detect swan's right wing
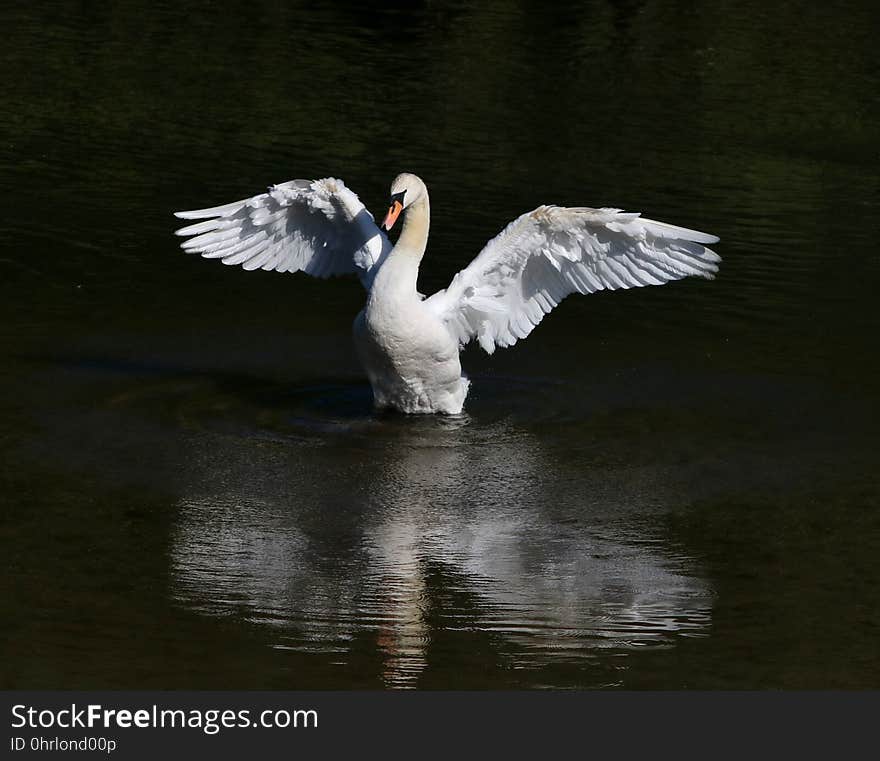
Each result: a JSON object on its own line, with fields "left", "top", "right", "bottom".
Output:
{"left": 174, "top": 177, "right": 391, "bottom": 289}
{"left": 425, "top": 205, "right": 720, "bottom": 353}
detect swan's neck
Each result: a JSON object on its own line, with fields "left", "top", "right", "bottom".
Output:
{"left": 373, "top": 192, "right": 429, "bottom": 301}
{"left": 396, "top": 193, "right": 430, "bottom": 262}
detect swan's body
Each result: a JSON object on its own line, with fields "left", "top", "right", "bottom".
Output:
{"left": 175, "top": 173, "right": 720, "bottom": 414}
{"left": 352, "top": 178, "right": 468, "bottom": 413}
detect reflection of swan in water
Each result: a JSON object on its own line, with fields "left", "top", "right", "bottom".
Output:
{"left": 170, "top": 413, "right": 712, "bottom": 687}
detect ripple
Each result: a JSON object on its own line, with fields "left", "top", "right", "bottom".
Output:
{"left": 90, "top": 363, "right": 578, "bottom": 446}
{"left": 168, "top": 418, "right": 714, "bottom": 687}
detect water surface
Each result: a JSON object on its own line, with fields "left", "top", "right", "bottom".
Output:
{"left": 1, "top": 1, "right": 878, "bottom": 688}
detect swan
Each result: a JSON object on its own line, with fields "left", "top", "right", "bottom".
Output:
{"left": 174, "top": 173, "right": 720, "bottom": 414}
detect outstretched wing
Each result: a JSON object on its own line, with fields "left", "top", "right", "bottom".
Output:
{"left": 425, "top": 205, "right": 720, "bottom": 354}
{"left": 174, "top": 177, "right": 391, "bottom": 289}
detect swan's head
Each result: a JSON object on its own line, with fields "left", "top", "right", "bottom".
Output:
{"left": 381, "top": 173, "right": 425, "bottom": 231}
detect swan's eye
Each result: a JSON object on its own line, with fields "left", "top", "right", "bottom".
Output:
{"left": 390, "top": 190, "right": 406, "bottom": 206}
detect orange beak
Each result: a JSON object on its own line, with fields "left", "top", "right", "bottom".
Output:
{"left": 381, "top": 200, "right": 403, "bottom": 231}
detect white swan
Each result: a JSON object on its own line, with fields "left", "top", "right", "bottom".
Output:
{"left": 175, "top": 173, "right": 720, "bottom": 414}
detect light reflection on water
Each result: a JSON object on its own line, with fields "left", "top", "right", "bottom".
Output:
{"left": 169, "top": 407, "right": 711, "bottom": 688}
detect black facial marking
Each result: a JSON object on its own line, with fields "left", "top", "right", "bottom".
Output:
{"left": 390, "top": 190, "right": 406, "bottom": 204}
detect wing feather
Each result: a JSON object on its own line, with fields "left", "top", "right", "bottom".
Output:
{"left": 174, "top": 177, "right": 391, "bottom": 289}
{"left": 425, "top": 205, "right": 720, "bottom": 354}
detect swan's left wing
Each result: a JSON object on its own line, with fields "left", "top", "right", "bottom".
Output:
{"left": 425, "top": 205, "right": 720, "bottom": 354}
{"left": 174, "top": 177, "right": 390, "bottom": 289}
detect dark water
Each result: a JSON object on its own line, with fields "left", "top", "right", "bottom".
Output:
{"left": 2, "top": 1, "right": 879, "bottom": 689}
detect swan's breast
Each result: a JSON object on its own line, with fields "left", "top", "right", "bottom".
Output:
{"left": 361, "top": 298, "right": 455, "bottom": 363}
{"left": 353, "top": 303, "right": 466, "bottom": 414}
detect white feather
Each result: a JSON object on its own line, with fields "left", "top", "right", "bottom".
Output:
{"left": 174, "top": 177, "right": 392, "bottom": 289}
{"left": 425, "top": 205, "right": 720, "bottom": 354}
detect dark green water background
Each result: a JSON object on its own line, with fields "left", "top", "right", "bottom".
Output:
{"left": 1, "top": 1, "right": 878, "bottom": 688}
